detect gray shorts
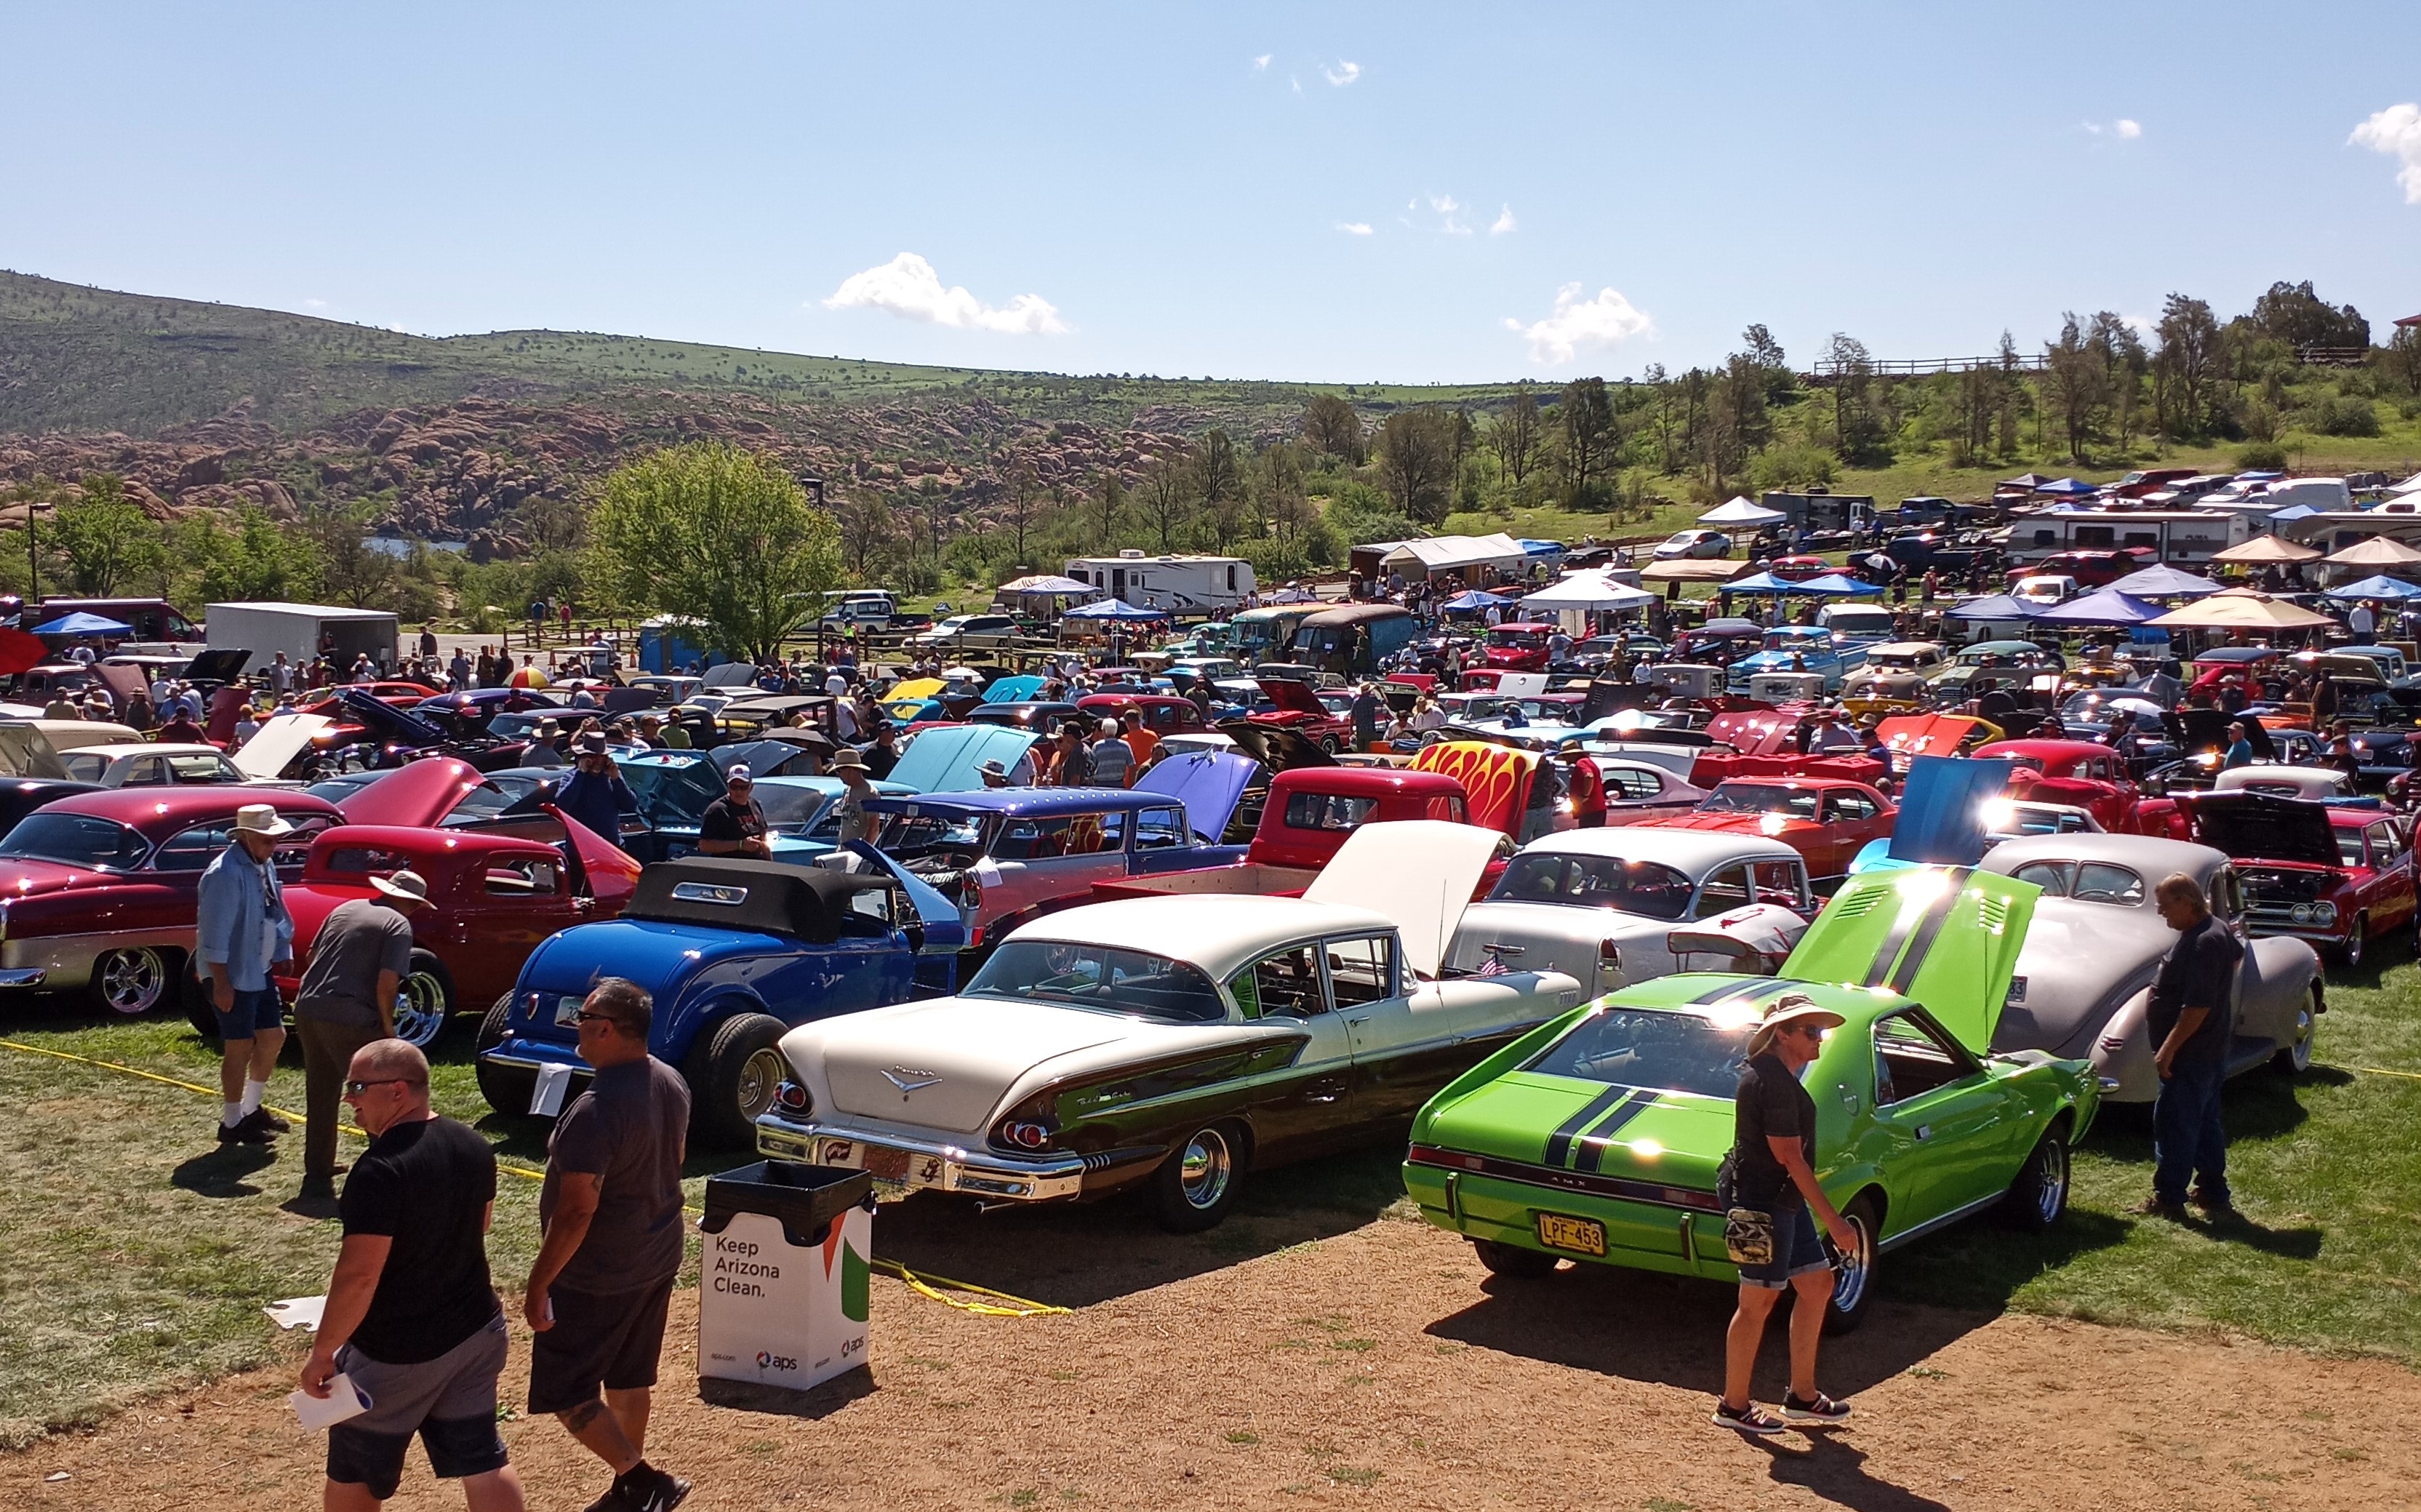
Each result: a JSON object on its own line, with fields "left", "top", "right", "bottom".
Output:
{"left": 327, "top": 1310, "right": 510, "bottom": 1498}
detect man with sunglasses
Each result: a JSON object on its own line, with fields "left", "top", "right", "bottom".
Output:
{"left": 1713, "top": 995, "right": 1858, "bottom": 1436}
{"left": 523, "top": 980, "right": 692, "bottom": 1512}
{"left": 300, "top": 1039, "right": 524, "bottom": 1511}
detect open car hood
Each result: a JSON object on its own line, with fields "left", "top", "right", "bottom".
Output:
{"left": 0, "top": 722, "right": 67, "bottom": 780}
{"left": 1884, "top": 754, "right": 2017, "bottom": 865}
{"left": 1780, "top": 866, "right": 2040, "bottom": 1055}
{"left": 181, "top": 648, "right": 252, "bottom": 684}
{"left": 232, "top": 713, "right": 333, "bottom": 781}
{"left": 1214, "top": 719, "right": 1332, "bottom": 772}
{"left": 1409, "top": 742, "right": 1539, "bottom": 836}
{"left": 2181, "top": 791, "right": 2340, "bottom": 866}
{"left": 837, "top": 839, "right": 968, "bottom": 953}
{"left": 551, "top": 804, "right": 644, "bottom": 905}
{"left": 333, "top": 687, "right": 449, "bottom": 747}
{"left": 335, "top": 758, "right": 492, "bottom": 828}
{"left": 887, "top": 724, "right": 1045, "bottom": 794}
{"left": 1303, "top": 819, "right": 1502, "bottom": 980}
{"left": 1132, "top": 748, "right": 1257, "bottom": 841}
{"left": 1876, "top": 712, "right": 1993, "bottom": 760}
{"left": 1255, "top": 677, "right": 1331, "bottom": 717}
{"left": 1705, "top": 711, "right": 1798, "bottom": 757}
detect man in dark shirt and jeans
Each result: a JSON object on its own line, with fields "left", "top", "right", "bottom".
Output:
{"left": 2141, "top": 872, "right": 2244, "bottom": 1219}
{"left": 1713, "top": 996, "right": 1859, "bottom": 1436}
{"left": 300, "top": 1039, "right": 523, "bottom": 1511}
{"left": 524, "top": 978, "right": 692, "bottom": 1512}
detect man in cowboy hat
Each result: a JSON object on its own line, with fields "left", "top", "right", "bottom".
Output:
{"left": 1713, "top": 993, "right": 1859, "bottom": 1436}
{"left": 548, "top": 732, "right": 638, "bottom": 850}
{"left": 195, "top": 804, "right": 299, "bottom": 1147}
{"left": 697, "top": 764, "right": 769, "bottom": 860}
{"left": 829, "top": 747, "right": 876, "bottom": 846}
{"left": 291, "top": 870, "right": 433, "bottom": 1202}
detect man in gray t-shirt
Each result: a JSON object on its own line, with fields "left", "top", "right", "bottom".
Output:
{"left": 294, "top": 876, "right": 427, "bottom": 1201}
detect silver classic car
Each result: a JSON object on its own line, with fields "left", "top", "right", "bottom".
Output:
{"left": 1977, "top": 833, "right": 2323, "bottom": 1103}
{"left": 1443, "top": 828, "right": 1811, "bottom": 996}
{"left": 753, "top": 822, "right": 1585, "bottom": 1231}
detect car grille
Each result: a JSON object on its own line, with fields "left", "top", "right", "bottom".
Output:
{"left": 2239, "top": 867, "right": 2332, "bottom": 929}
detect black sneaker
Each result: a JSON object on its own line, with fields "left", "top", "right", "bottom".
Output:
{"left": 1710, "top": 1400, "right": 1785, "bottom": 1436}
{"left": 297, "top": 1176, "right": 336, "bottom": 1201}
{"left": 625, "top": 1472, "right": 691, "bottom": 1512}
{"left": 2132, "top": 1195, "right": 2186, "bottom": 1221}
{"left": 1782, "top": 1391, "right": 1852, "bottom": 1425}
{"left": 244, "top": 1108, "right": 291, "bottom": 1135}
{"left": 217, "top": 1118, "right": 271, "bottom": 1145}
{"left": 578, "top": 1487, "right": 629, "bottom": 1512}
{"left": 2188, "top": 1188, "right": 2235, "bottom": 1215}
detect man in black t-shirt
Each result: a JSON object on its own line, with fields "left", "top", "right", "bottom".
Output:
{"left": 1713, "top": 996, "right": 1859, "bottom": 1437}
{"left": 2142, "top": 873, "right": 2245, "bottom": 1219}
{"left": 299, "top": 1039, "right": 522, "bottom": 1510}
{"left": 697, "top": 766, "right": 769, "bottom": 860}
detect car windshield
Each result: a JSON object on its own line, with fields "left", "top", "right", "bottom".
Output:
{"left": 1488, "top": 628, "right": 1547, "bottom": 647}
{"left": 1489, "top": 853, "right": 1697, "bottom": 920}
{"left": 1760, "top": 631, "right": 1824, "bottom": 651}
{"left": 962, "top": 940, "right": 1228, "bottom": 1023}
{"left": 1525, "top": 1006, "right": 1756, "bottom": 1099}
{"left": 1697, "top": 784, "right": 1817, "bottom": 819}
{"left": 619, "top": 760, "right": 723, "bottom": 820}
{"left": 2339, "top": 831, "right": 2368, "bottom": 868}
{"left": 0, "top": 813, "right": 150, "bottom": 871}
{"left": 754, "top": 785, "right": 836, "bottom": 831}
{"left": 870, "top": 808, "right": 996, "bottom": 857}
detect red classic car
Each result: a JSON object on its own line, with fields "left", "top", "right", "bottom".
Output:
{"left": 1246, "top": 677, "right": 1356, "bottom": 753}
{"left": 1646, "top": 777, "right": 1894, "bottom": 882}
{"left": 1073, "top": 692, "right": 1209, "bottom": 739}
{"left": 1482, "top": 623, "right": 1557, "bottom": 672}
{"left": 1769, "top": 555, "right": 1832, "bottom": 582}
{"left": 1974, "top": 738, "right": 2140, "bottom": 833}
{"left": 2181, "top": 791, "right": 2416, "bottom": 967}
{"left": 267, "top": 815, "right": 642, "bottom": 1048}
{"left": 0, "top": 788, "right": 344, "bottom": 1014}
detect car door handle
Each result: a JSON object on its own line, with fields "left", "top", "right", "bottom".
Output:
{"left": 1343, "top": 1015, "right": 1370, "bottom": 1026}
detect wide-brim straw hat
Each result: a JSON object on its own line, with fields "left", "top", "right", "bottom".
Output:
{"left": 370, "top": 869, "right": 431, "bottom": 905}
{"left": 1747, "top": 995, "right": 1846, "bottom": 1055}
{"left": 831, "top": 748, "right": 867, "bottom": 769}
{"left": 231, "top": 804, "right": 293, "bottom": 839}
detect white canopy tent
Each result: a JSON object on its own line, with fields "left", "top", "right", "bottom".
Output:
{"left": 1697, "top": 496, "right": 1787, "bottom": 528}
{"left": 1519, "top": 572, "right": 1657, "bottom": 612}
{"left": 1378, "top": 532, "right": 1529, "bottom": 578}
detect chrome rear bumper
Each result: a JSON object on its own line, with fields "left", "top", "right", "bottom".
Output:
{"left": 753, "top": 1113, "right": 1087, "bottom": 1201}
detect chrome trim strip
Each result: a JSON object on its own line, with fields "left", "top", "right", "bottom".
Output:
{"left": 1875, "top": 1188, "right": 2005, "bottom": 1254}
{"left": 753, "top": 1112, "right": 1087, "bottom": 1201}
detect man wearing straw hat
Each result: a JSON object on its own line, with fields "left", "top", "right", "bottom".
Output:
{"left": 1713, "top": 994, "right": 1858, "bottom": 1436}
{"left": 291, "top": 870, "right": 433, "bottom": 1203}
{"left": 195, "top": 804, "right": 298, "bottom": 1148}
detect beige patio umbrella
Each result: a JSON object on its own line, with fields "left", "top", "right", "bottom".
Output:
{"left": 2322, "top": 535, "right": 2421, "bottom": 568}
{"left": 2145, "top": 588, "right": 2335, "bottom": 631}
{"left": 2209, "top": 535, "right": 2321, "bottom": 566}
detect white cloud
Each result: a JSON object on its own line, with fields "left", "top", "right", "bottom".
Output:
{"left": 1290, "top": 76, "right": 1301, "bottom": 95}
{"left": 2351, "top": 103, "right": 2421, "bottom": 204}
{"left": 1489, "top": 204, "right": 1517, "bottom": 236}
{"left": 821, "top": 252, "right": 1068, "bottom": 335}
{"left": 1427, "top": 193, "right": 1471, "bottom": 235}
{"left": 1324, "top": 60, "right": 1361, "bottom": 87}
{"left": 1334, "top": 222, "right": 1373, "bottom": 236}
{"left": 1252, "top": 53, "right": 1270, "bottom": 71}
{"left": 2115, "top": 118, "right": 2142, "bottom": 138}
{"left": 1503, "top": 283, "right": 1655, "bottom": 365}
{"left": 303, "top": 297, "right": 327, "bottom": 308}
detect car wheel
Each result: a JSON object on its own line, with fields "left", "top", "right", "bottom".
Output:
{"left": 2001, "top": 1125, "right": 2070, "bottom": 1231}
{"left": 1317, "top": 735, "right": 1340, "bottom": 755}
{"left": 1150, "top": 1121, "right": 1244, "bottom": 1233}
{"left": 1820, "top": 1193, "right": 1881, "bottom": 1335}
{"left": 2339, "top": 916, "right": 2366, "bottom": 970}
{"left": 1472, "top": 1239, "right": 1561, "bottom": 1279}
{"left": 687, "top": 1011, "right": 790, "bottom": 1150}
{"left": 2271, "top": 985, "right": 2319, "bottom": 1076}
{"left": 92, "top": 947, "right": 174, "bottom": 1016}
{"left": 473, "top": 994, "right": 535, "bottom": 1116}
{"left": 394, "top": 951, "right": 457, "bottom": 1050}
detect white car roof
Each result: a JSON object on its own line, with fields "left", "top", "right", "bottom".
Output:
{"left": 1007, "top": 895, "right": 1398, "bottom": 984}
{"left": 1516, "top": 827, "right": 1800, "bottom": 874}
{"left": 2214, "top": 764, "right": 2347, "bottom": 794}
{"left": 71, "top": 743, "right": 228, "bottom": 761}
{"left": 1979, "top": 832, "right": 2229, "bottom": 879}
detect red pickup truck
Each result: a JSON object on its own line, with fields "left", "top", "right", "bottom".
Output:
{"left": 1092, "top": 766, "right": 1480, "bottom": 902}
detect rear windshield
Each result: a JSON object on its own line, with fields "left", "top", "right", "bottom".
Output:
{"left": 1697, "top": 785, "right": 1817, "bottom": 820}
{"left": 963, "top": 940, "right": 1227, "bottom": 1023}
{"left": 1525, "top": 1007, "right": 1755, "bottom": 1100}
{"left": 1489, "top": 853, "right": 1697, "bottom": 920}
{"left": 0, "top": 814, "right": 150, "bottom": 871}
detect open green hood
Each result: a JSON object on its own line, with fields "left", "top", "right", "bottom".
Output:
{"left": 1780, "top": 867, "right": 2040, "bottom": 1054}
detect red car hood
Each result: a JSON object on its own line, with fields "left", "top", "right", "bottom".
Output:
{"left": 335, "top": 759, "right": 489, "bottom": 828}
{"left": 1255, "top": 679, "right": 1332, "bottom": 718}
{"left": 1656, "top": 809, "right": 1814, "bottom": 839}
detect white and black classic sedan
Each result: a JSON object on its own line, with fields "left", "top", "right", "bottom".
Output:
{"left": 754, "top": 823, "right": 1585, "bottom": 1230}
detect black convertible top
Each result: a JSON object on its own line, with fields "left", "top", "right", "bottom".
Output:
{"left": 625, "top": 856, "right": 888, "bottom": 943}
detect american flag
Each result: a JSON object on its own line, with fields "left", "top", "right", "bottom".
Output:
{"left": 1476, "top": 949, "right": 1510, "bottom": 977}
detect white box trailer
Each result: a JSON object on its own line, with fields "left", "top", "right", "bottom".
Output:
{"left": 205, "top": 602, "right": 401, "bottom": 674}
{"left": 1063, "top": 552, "right": 1254, "bottom": 615}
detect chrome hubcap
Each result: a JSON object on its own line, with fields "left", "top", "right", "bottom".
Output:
{"left": 2037, "top": 1143, "right": 2068, "bottom": 1223}
{"left": 1828, "top": 1214, "right": 1872, "bottom": 1313}
{"left": 100, "top": 950, "right": 165, "bottom": 1015}
{"left": 2292, "top": 999, "right": 2316, "bottom": 1071}
{"left": 395, "top": 974, "right": 448, "bottom": 1047}
{"left": 2347, "top": 921, "right": 2364, "bottom": 967}
{"left": 737, "top": 1047, "right": 786, "bottom": 1119}
{"left": 1179, "top": 1128, "right": 1233, "bottom": 1210}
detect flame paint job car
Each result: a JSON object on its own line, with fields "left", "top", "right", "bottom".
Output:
{"left": 1404, "top": 867, "right": 2096, "bottom": 1332}
{"left": 753, "top": 823, "right": 1585, "bottom": 1232}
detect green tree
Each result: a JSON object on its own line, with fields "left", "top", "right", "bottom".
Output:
{"left": 1491, "top": 383, "right": 1542, "bottom": 487}
{"left": 2153, "top": 294, "right": 2222, "bottom": 440}
{"left": 184, "top": 507, "right": 323, "bottom": 603}
{"left": 591, "top": 442, "right": 840, "bottom": 661}
{"left": 49, "top": 474, "right": 166, "bottom": 596}
{"left": 1558, "top": 377, "right": 1615, "bottom": 503}
{"left": 1139, "top": 447, "right": 1195, "bottom": 552}
{"left": 2246, "top": 280, "right": 2369, "bottom": 352}
{"left": 1302, "top": 394, "right": 1366, "bottom": 463}
{"left": 1374, "top": 408, "right": 1460, "bottom": 524}
{"left": 300, "top": 500, "right": 398, "bottom": 608}
{"left": 1194, "top": 428, "right": 1247, "bottom": 544}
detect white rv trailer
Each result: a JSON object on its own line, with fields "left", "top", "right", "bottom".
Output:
{"left": 2005, "top": 508, "right": 2250, "bottom": 567}
{"left": 1062, "top": 551, "right": 1256, "bottom": 615}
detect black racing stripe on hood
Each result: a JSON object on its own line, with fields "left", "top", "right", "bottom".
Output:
{"left": 1862, "top": 866, "right": 1971, "bottom": 988}
{"left": 1886, "top": 872, "right": 1972, "bottom": 996}
{"left": 1580, "top": 1092, "right": 1661, "bottom": 1172}
{"left": 1692, "top": 977, "right": 1782, "bottom": 1006}
{"left": 1544, "top": 1087, "right": 1634, "bottom": 1169}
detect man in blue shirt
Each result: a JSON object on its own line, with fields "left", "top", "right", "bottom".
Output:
{"left": 195, "top": 804, "right": 298, "bottom": 1145}
{"left": 2223, "top": 721, "right": 2255, "bottom": 769}
{"left": 550, "top": 734, "right": 639, "bottom": 849}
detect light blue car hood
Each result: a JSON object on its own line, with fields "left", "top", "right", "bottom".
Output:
{"left": 888, "top": 725, "right": 1045, "bottom": 793}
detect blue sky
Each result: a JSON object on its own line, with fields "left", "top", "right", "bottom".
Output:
{"left": 2, "top": 2, "right": 2417, "bottom": 385}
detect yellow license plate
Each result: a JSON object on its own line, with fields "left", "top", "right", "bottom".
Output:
{"left": 1534, "top": 1212, "right": 1606, "bottom": 1257}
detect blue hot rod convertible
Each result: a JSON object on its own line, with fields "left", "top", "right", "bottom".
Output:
{"left": 475, "top": 846, "right": 966, "bottom": 1145}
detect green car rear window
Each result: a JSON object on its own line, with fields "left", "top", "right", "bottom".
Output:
{"left": 1526, "top": 1008, "right": 1754, "bottom": 1100}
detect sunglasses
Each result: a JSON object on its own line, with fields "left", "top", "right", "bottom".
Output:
{"left": 572, "top": 1011, "right": 625, "bottom": 1028}
{"left": 343, "top": 1077, "right": 420, "bottom": 1095}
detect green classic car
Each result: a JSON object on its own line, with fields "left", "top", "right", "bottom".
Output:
{"left": 1404, "top": 865, "right": 2097, "bottom": 1331}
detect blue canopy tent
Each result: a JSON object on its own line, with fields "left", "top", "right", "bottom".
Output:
{"left": 29, "top": 612, "right": 134, "bottom": 637}
{"left": 2037, "top": 477, "right": 2100, "bottom": 497}
{"left": 1793, "top": 572, "right": 1888, "bottom": 596}
{"left": 2268, "top": 503, "right": 2321, "bottom": 523}
{"left": 1061, "top": 597, "right": 1167, "bottom": 620}
{"left": 1439, "top": 589, "right": 1517, "bottom": 613}
{"left": 1942, "top": 593, "right": 2039, "bottom": 620}
{"left": 2027, "top": 588, "right": 2166, "bottom": 626}
{"left": 2108, "top": 564, "right": 2224, "bottom": 598}
{"left": 2321, "top": 573, "right": 2421, "bottom": 602}
{"left": 1717, "top": 571, "right": 1798, "bottom": 595}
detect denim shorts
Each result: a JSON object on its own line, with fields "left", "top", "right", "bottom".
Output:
{"left": 215, "top": 987, "right": 285, "bottom": 1041}
{"left": 1736, "top": 1202, "right": 1829, "bottom": 1290}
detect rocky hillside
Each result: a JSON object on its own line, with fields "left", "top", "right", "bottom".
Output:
{"left": 0, "top": 271, "right": 1519, "bottom": 553}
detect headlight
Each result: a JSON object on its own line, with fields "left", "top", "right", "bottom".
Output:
{"left": 2290, "top": 904, "right": 2313, "bottom": 924}
{"left": 2313, "top": 901, "right": 2338, "bottom": 926}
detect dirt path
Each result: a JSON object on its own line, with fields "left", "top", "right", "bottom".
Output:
{"left": 7, "top": 1208, "right": 2415, "bottom": 1512}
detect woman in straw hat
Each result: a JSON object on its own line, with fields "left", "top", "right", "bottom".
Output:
{"left": 1713, "top": 993, "right": 1858, "bottom": 1436}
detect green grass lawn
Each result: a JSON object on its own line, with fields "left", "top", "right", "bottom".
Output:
{"left": 0, "top": 947, "right": 2415, "bottom": 1449}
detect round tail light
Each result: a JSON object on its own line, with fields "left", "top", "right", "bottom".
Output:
{"left": 1002, "top": 1121, "right": 1052, "bottom": 1150}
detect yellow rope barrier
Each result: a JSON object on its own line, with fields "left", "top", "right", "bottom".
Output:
{"left": 0, "top": 1036, "right": 1069, "bottom": 1319}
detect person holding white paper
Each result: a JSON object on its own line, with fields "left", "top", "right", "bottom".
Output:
{"left": 299, "top": 1039, "right": 525, "bottom": 1512}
